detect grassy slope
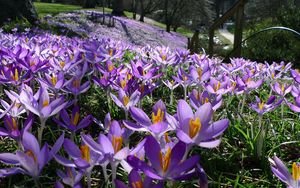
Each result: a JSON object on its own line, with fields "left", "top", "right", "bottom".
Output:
{"left": 33, "top": 2, "right": 193, "bottom": 37}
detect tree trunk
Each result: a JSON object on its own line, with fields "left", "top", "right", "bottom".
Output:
{"left": 166, "top": 24, "right": 171, "bottom": 32}
{"left": 164, "top": 0, "right": 169, "bottom": 32}
{"left": 0, "top": 0, "right": 39, "bottom": 25}
{"left": 83, "top": 0, "right": 96, "bottom": 8}
{"left": 139, "top": 0, "right": 145, "bottom": 22}
{"left": 112, "top": 0, "right": 125, "bottom": 16}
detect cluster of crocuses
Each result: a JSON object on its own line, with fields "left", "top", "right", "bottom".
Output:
{"left": 0, "top": 29, "right": 298, "bottom": 187}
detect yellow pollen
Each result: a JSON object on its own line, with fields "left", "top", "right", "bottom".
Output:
{"left": 131, "top": 181, "right": 143, "bottom": 188}
{"left": 251, "top": 69, "right": 255, "bottom": 74}
{"left": 51, "top": 74, "right": 57, "bottom": 86}
{"left": 72, "top": 79, "right": 80, "bottom": 89}
{"left": 30, "top": 61, "right": 35, "bottom": 67}
{"left": 292, "top": 162, "right": 300, "bottom": 180}
{"left": 59, "top": 61, "right": 65, "bottom": 68}
{"left": 67, "top": 168, "right": 74, "bottom": 179}
{"left": 25, "top": 38, "right": 29, "bottom": 43}
{"left": 232, "top": 82, "right": 237, "bottom": 88}
{"left": 13, "top": 69, "right": 19, "bottom": 81}
{"left": 80, "top": 145, "right": 90, "bottom": 162}
{"left": 214, "top": 82, "right": 221, "bottom": 92}
{"left": 112, "top": 136, "right": 123, "bottom": 153}
{"left": 164, "top": 132, "right": 170, "bottom": 143}
{"left": 281, "top": 85, "right": 285, "bottom": 93}
{"left": 26, "top": 150, "right": 37, "bottom": 162}
{"left": 127, "top": 73, "right": 132, "bottom": 80}
{"left": 189, "top": 118, "right": 201, "bottom": 138}
{"left": 43, "top": 100, "right": 49, "bottom": 107}
{"left": 162, "top": 55, "right": 167, "bottom": 61}
{"left": 123, "top": 96, "right": 129, "bottom": 106}
{"left": 183, "top": 75, "right": 188, "bottom": 82}
{"left": 108, "top": 64, "right": 114, "bottom": 72}
{"left": 159, "top": 147, "right": 171, "bottom": 173}
{"left": 258, "top": 102, "right": 264, "bottom": 110}
{"left": 139, "top": 85, "right": 145, "bottom": 93}
{"left": 72, "top": 112, "right": 80, "bottom": 126}
{"left": 271, "top": 73, "right": 275, "bottom": 79}
{"left": 197, "top": 67, "right": 202, "bottom": 79}
{"left": 6, "top": 118, "right": 18, "bottom": 130}
{"left": 70, "top": 54, "right": 74, "bottom": 60}
{"left": 120, "top": 80, "right": 126, "bottom": 89}
{"left": 109, "top": 49, "right": 113, "bottom": 56}
{"left": 246, "top": 78, "right": 251, "bottom": 83}
{"left": 170, "top": 80, "right": 174, "bottom": 85}
{"left": 151, "top": 108, "right": 164, "bottom": 124}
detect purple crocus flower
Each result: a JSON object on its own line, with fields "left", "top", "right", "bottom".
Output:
{"left": 127, "top": 136, "right": 200, "bottom": 180}
{"left": 55, "top": 138, "right": 101, "bottom": 170}
{"left": 39, "top": 71, "right": 65, "bottom": 92}
{"left": 56, "top": 167, "right": 83, "bottom": 188}
{"left": 189, "top": 90, "right": 222, "bottom": 111}
{"left": 269, "top": 156, "right": 300, "bottom": 188}
{"left": 288, "top": 96, "right": 300, "bottom": 113}
{"left": 115, "top": 169, "right": 163, "bottom": 188}
{"left": 65, "top": 76, "right": 90, "bottom": 98}
{"left": 123, "top": 100, "right": 173, "bottom": 140}
{"left": 81, "top": 120, "right": 129, "bottom": 163}
{"left": 110, "top": 89, "right": 140, "bottom": 113}
{"left": 249, "top": 96, "right": 282, "bottom": 115}
{"left": 0, "top": 113, "right": 33, "bottom": 141}
{"left": 272, "top": 82, "right": 292, "bottom": 97}
{"left": 0, "top": 132, "right": 64, "bottom": 178}
{"left": 53, "top": 105, "right": 93, "bottom": 133}
{"left": 1, "top": 90, "right": 26, "bottom": 117}
{"left": 20, "top": 85, "right": 68, "bottom": 121}
{"left": 0, "top": 64, "right": 30, "bottom": 85}
{"left": 176, "top": 100, "right": 229, "bottom": 148}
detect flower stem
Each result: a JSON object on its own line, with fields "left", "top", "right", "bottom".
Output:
{"left": 102, "top": 164, "right": 108, "bottom": 183}
{"left": 34, "top": 178, "right": 41, "bottom": 188}
{"left": 170, "top": 89, "right": 174, "bottom": 105}
{"left": 240, "top": 93, "right": 246, "bottom": 115}
{"left": 38, "top": 119, "right": 46, "bottom": 145}
{"left": 111, "top": 162, "right": 117, "bottom": 188}
{"left": 281, "top": 102, "right": 284, "bottom": 119}
{"left": 87, "top": 171, "right": 91, "bottom": 188}
{"left": 183, "top": 86, "right": 187, "bottom": 101}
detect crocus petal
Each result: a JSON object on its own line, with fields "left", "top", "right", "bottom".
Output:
{"left": 0, "top": 167, "right": 25, "bottom": 177}
{"left": 177, "top": 100, "right": 193, "bottom": 124}
{"left": 110, "top": 93, "right": 124, "bottom": 108}
{"left": 16, "top": 151, "right": 38, "bottom": 177}
{"left": 98, "top": 134, "right": 114, "bottom": 154}
{"left": 81, "top": 134, "right": 103, "bottom": 154}
{"left": 199, "top": 139, "right": 221, "bottom": 148}
{"left": 170, "top": 155, "right": 199, "bottom": 177}
{"left": 144, "top": 136, "right": 162, "bottom": 172}
{"left": 128, "top": 170, "right": 142, "bottom": 187}
{"left": 129, "top": 107, "right": 152, "bottom": 126}
{"left": 74, "top": 158, "right": 90, "bottom": 169}
{"left": 0, "top": 153, "right": 19, "bottom": 164}
{"left": 177, "top": 130, "right": 194, "bottom": 144}
{"left": 199, "top": 119, "right": 229, "bottom": 140}
{"left": 195, "top": 103, "right": 213, "bottom": 126}
{"left": 51, "top": 133, "right": 65, "bottom": 156}
{"left": 114, "top": 147, "right": 130, "bottom": 161}
{"left": 63, "top": 139, "right": 81, "bottom": 158}
{"left": 127, "top": 155, "right": 163, "bottom": 180}
{"left": 54, "top": 155, "right": 76, "bottom": 168}
{"left": 123, "top": 120, "right": 147, "bottom": 132}
{"left": 22, "top": 132, "right": 40, "bottom": 157}
{"left": 169, "top": 141, "right": 186, "bottom": 171}
{"left": 114, "top": 180, "right": 128, "bottom": 188}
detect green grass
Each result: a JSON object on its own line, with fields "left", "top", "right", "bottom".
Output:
{"left": 34, "top": 2, "right": 83, "bottom": 17}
